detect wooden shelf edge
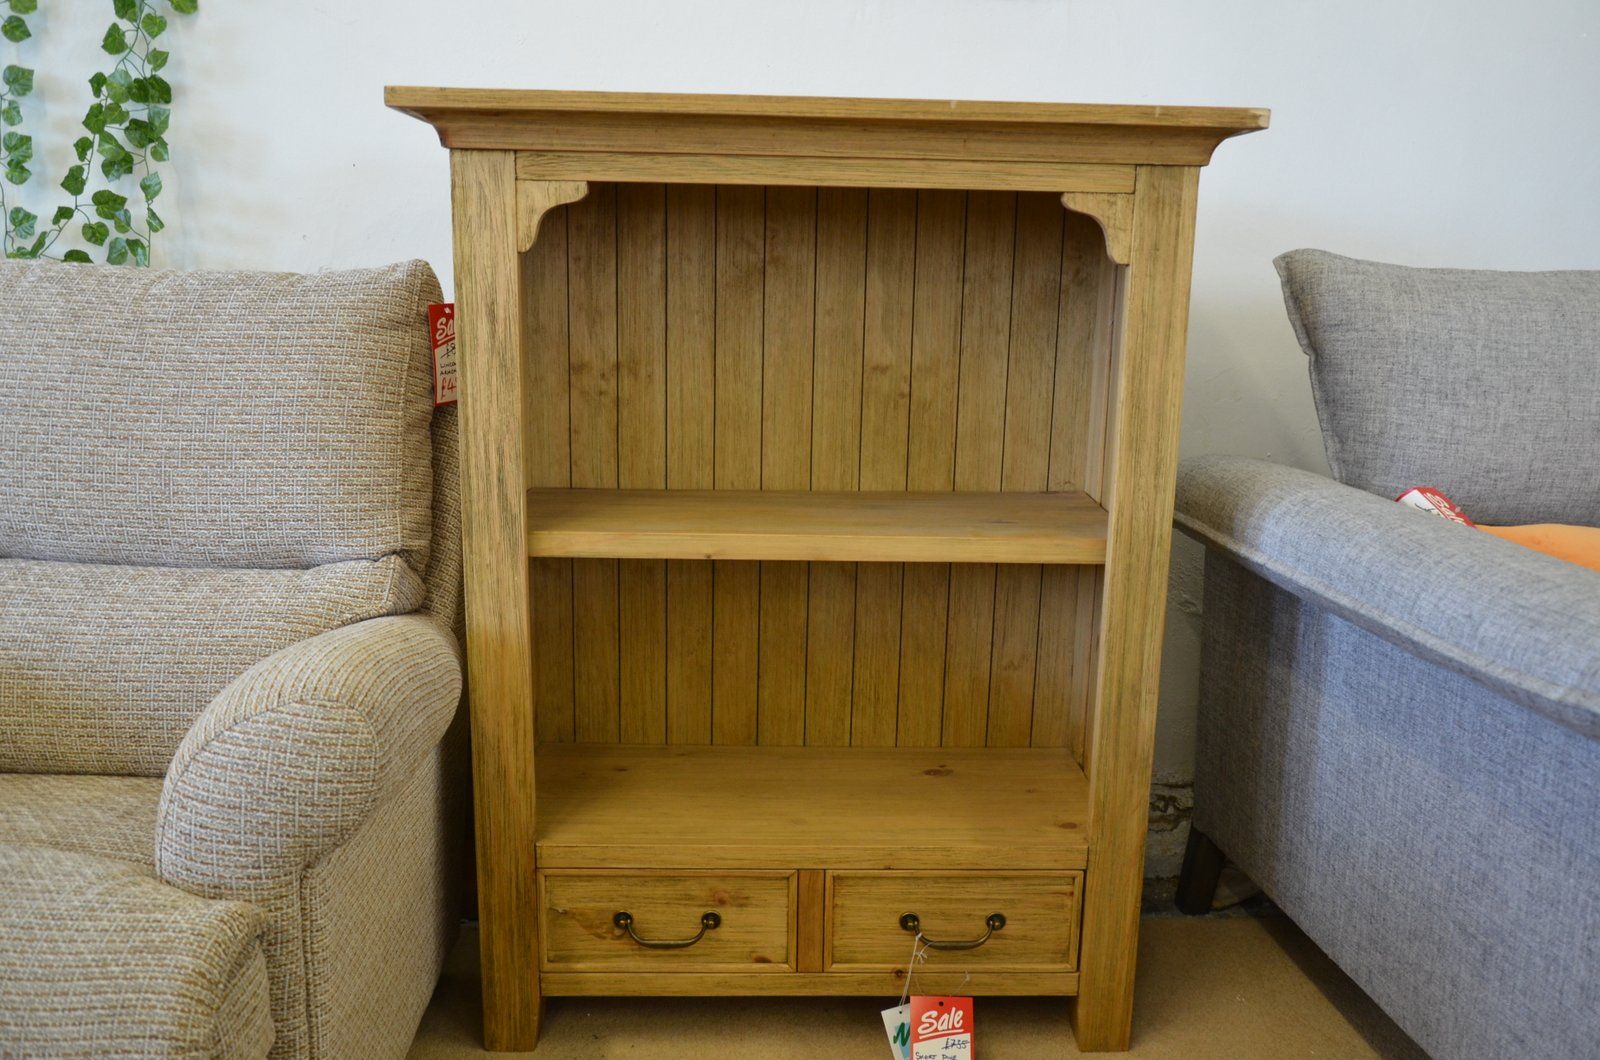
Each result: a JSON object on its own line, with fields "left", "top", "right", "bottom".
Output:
{"left": 534, "top": 744, "right": 1090, "bottom": 872}
{"left": 525, "top": 488, "right": 1108, "bottom": 565}
{"left": 539, "top": 970, "right": 1078, "bottom": 997}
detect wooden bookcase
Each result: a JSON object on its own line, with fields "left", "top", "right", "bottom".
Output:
{"left": 388, "top": 87, "right": 1266, "bottom": 1052}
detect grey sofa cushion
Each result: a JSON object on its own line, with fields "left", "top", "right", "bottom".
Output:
{"left": 0, "top": 556, "right": 423, "bottom": 776}
{"left": 1275, "top": 249, "right": 1600, "bottom": 526}
{"left": 0, "top": 259, "right": 441, "bottom": 571}
{"left": 0, "top": 843, "right": 273, "bottom": 1058}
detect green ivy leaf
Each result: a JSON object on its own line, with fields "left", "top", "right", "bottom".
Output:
{"left": 125, "top": 118, "right": 153, "bottom": 148}
{"left": 149, "top": 139, "right": 168, "bottom": 162}
{"left": 51, "top": 205, "right": 74, "bottom": 224}
{"left": 102, "top": 101, "right": 129, "bottom": 127}
{"left": 91, "top": 189, "right": 128, "bottom": 209}
{"left": 110, "top": 208, "right": 132, "bottom": 233}
{"left": 106, "top": 79, "right": 131, "bottom": 105}
{"left": 141, "top": 12, "right": 166, "bottom": 38}
{"left": 145, "top": 206, "right": 163, "bottom": 233}
{"left": 2, "top": 130, "right": 29, "bottom": 157}
{"left": 96, "top": 132, "right": 124, "bottom": 159}
{"left": 88, "top": 71, "right": 107, "bottom": 97}
{"left": 81, "top": 220, "right": 108, "bottom": 245}
{"left": 147, "top": 106, "right": 170, "bottom": 137}
{"left": 73, "top": 135, "right": 92, "bottom": 161}
{"left": 4, "top": 160, "right": 29, "bottom": 185}
{"left": 148, "top": 76, "right": 172, "bottom": 104}
{"left": 8, "top": 0, "right": 37, "bottom": 15}
{"left": 61, "top": 164, "right": 87, "bottom": 196}
{"left": 148, "top": 49, "right": 169, "bottom": 71}
{"left": 170, "top": 0, "right": 199, "bottom": 13}
{"left": 101, "top": 153, "right": 133, "bottom": 181}
{"left": 1, "top": 101, "right": 19, "bottom": 126}
{"left": 113, "top": 0, "right": 136, "bottom": 15}
{"left": 62, "top": 248, "right": 92, "bottom": 263}
{"left": 128, "top": 238, "right": 148, "bottom": 267}
{"left": 2, "top": 15, "right": 30, "bottom": 42}
{"left": 139, "top": 172, "right": 162, "bottom": 201}
{"left": 2, "top": 64, "right": 32, "bottom": 96}
{"left": 101, "top": 23, "right": 128, "bottom": 54}
{"left": 82, "top": 103, "right": 107, "bottom": 135}
{"left": 8, "top": 205, "right": 35, "bottom": 238}
{"left": 105, "top": 236, "right": 129, "bottom": 264}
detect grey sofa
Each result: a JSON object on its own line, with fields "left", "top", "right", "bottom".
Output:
{"left": 0, "top": 260, "right": 465, "bottom": 1057}
{"left": 1175, "top": 250, "right": 1600, "bottom": 1060}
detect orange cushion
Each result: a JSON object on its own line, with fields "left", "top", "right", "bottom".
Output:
{"left": 1480, "top": 523, "right": 1600, "bottom": 573}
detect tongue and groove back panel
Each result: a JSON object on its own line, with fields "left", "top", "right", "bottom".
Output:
{"left": 520, "top": 183, "right": 1119, "bottom": 762}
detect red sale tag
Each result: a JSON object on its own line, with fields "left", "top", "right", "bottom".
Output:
{"left": 428, "top": 303, "right": 458, "bottom": 407}
{"left": 1396, "top": 486, "right": 1475, "bottom": 527}
{"left": 910, "top": 995, "right": 974, "bottom": 1059}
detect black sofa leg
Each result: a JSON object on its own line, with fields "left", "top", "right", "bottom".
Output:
{"left": 1175, "top": 826, "right": 1225, "bottom": 915}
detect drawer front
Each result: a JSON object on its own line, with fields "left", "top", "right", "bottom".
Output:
{"left": 540, "top": 870, "right": 795, "bottom": 972}
{"left": 827, "top": 871, "right": 1082, "bottom": 971}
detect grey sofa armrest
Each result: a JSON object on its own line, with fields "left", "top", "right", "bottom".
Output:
{"left": 154, "top": 614, "right": 462, "bottom": 893}
{"left": 1176, "top": 455, "right": 1600, "bottom": 741}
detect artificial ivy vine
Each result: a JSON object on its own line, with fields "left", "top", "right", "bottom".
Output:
{"left": 0, "top": 0, "right": 197, "bottom": 265}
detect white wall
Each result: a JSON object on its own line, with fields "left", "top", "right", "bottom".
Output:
{"left": 14, "top": 1, "right": 1598, "bottom": 873}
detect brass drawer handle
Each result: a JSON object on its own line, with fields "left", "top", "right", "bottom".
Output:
{"left": 612, "top": 910, "right": 722, "bottom": 949}
{"left": 899, "top": 911, "right": 1006, "bottom": 950}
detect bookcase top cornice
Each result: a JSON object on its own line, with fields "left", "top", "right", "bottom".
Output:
{"left": 385, "top": 87, "right": 1269, "bottom": 167}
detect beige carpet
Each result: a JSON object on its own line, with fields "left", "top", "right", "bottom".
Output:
{"left": 411, "top": 915, "right": 1423, "bottom": 1058}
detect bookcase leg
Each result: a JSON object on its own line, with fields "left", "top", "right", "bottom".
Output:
{"left": 1070, "top": 164, "right": 1200, "bottom": 1053}
{"left": 451, "top": 148, "right": 543, "bottom": 1051}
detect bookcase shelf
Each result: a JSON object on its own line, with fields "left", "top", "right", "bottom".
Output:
{"left": 535, "top": 743, "right": 1089, "bottom": 870}
{"left": 395, "top": 84, "right": 1267, "bottom": 1051}
{"left": 525, "top": 488, "right": 1108, "bottom": 564}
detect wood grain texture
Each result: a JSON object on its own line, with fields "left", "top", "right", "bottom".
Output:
{"left": 522, "top": 196, "right": 577, "bottom": 746}
{"left": 516, "top": 150, "right": 1135, "bottom": 193}
{"left": 519, "top": 185, "right": 1112, "bottom": 753}
{"left": 796, "top": 869, "right": 827, "bottom": 974}
{"left": 711, "top": 186, "right": 765, "bottom": 747}
{"left": 539, "top": 870, "right": 795, "bottom": 972}
{"left": 525, "top": 489, "right": 1108, "bottom": 564}
{"left": 450, "top": 151, "right": 542, "bottom": 1050}
{"left": 390, "top": 86, "right": 1268, "bottom": 167}
{"left": 515, "top": 179, "right": 587, "bottom": 252}
{"left": 1071, "top": 165, "right": 1201, "bottom": 1052}
{"left": 539, "top": 970, "right": 1077, "bottom": 997}
{"left": 1060, "top": 191, "right": 1134, "bottom": 266}
{"left": 826, "top": 871, "right": 1083, "bottom": 971}
{"left": 535, "top": 744, "right": 1089, "bottom": 870}
{"left": 665, "top": 187, "right": 717, "bottom": 744}
{"left": 617, "top": 184, "right": 668, "bottom": 744}
{"left": 428, "top": 88, "right": 1253, "bottom": 1046}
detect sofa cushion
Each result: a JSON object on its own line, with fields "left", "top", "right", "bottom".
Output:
{"left": 0, "top": 556, "right": 423, "bottom": 776}
{"left": 1275, "top": 249, "right": 1600, "bottom": 526}
{"left": 0, "top": 259, "right": 442, "bottom": 571}
{"left": 0, "top": 843, "right": 272, "bottom": 1059}
{"left": 0, "top": 774, "right": 161, "bottom": 870}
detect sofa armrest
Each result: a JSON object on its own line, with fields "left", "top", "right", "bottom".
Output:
{"left": 154, "top": 614, "right": 461, "bottom": 893}
{"left": 1176, "top": 455, "right": 1600, "bottom": 740}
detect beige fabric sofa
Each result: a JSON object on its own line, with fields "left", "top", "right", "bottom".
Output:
{"left": 0, "top": 260, "right": 465, "bottom": 1058}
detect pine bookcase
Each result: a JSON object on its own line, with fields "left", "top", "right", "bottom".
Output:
{"left": 388, "top": 87, "right": 1267, "bottom": 1052}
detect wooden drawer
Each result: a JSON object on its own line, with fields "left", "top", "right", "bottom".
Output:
{"left": 826, "top": 871, "right": 1083, "bottom": 972}
{"left": 539, "top": 870, "right": 796, "bottom": 972}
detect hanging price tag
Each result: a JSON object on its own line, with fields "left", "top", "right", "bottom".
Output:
{"left": 910, "top": 995, "right": 974, "bottom": 1059}
{"left": 428, "top": 302, "right": 458, "bottom": 407}
{"left": 881, "top": 1002, "right": 911, "bottom": 1059}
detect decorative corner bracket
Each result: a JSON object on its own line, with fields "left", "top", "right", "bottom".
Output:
{"left": 516, "top": 179, "right": 589, "bottom": 253}
{"left": 1060, "top": 191, "right": 1133, "bottom": 266}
